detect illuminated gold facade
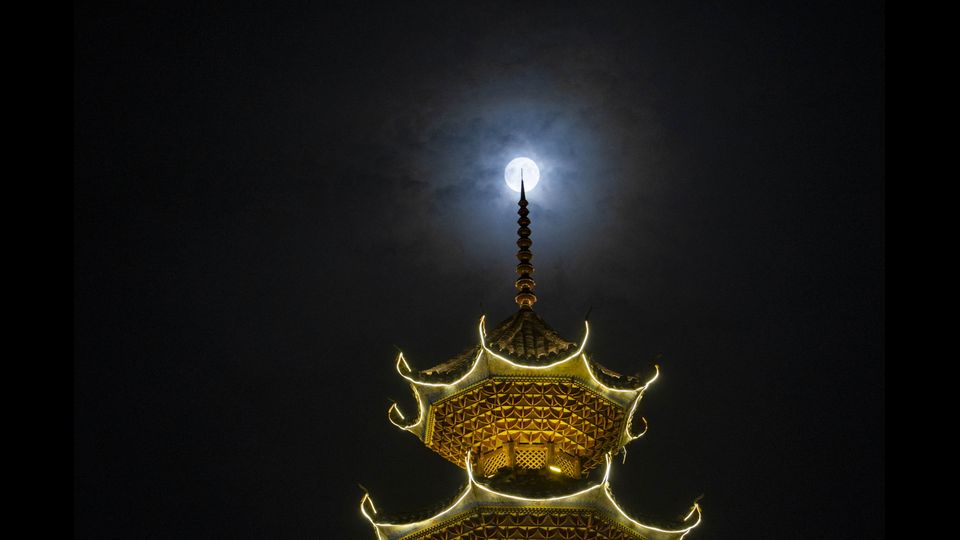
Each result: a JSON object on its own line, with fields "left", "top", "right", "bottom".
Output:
{"left": 429, "top": 378, "right": 623, "bottom": 476}
{"left": 362, "top": 181, "right": 701, "bottom": 539}
{"left": 390, "top": 312, "right": 655, "bottom": 479}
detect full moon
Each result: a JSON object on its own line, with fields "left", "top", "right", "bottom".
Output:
{"left": 504, "top": 157, "right": 540, "bottom": 192}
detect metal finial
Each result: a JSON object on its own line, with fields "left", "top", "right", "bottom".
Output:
{"left": 514, "top": 178, "right": 536, "bottom": 310}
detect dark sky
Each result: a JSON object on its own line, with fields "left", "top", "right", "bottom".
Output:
{"left": 75, "top": 1, "right": 884, "bottom": 538}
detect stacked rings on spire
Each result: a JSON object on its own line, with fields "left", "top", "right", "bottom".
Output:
{"left": 515, "top": 180, "right": 537, "bottom": 309}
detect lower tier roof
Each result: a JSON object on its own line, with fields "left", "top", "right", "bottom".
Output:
{"left": 361, "top": 454, "right": 701, "bottom": 540}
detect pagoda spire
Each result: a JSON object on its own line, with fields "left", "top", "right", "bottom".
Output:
{"left": 515, "top": 174, "right": 537, "bottom": 310}
{"left": 368, "top": 161, "right": 702, "bottom": 539}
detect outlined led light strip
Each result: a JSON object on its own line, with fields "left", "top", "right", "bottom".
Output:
{"left": 393, "top": 315, "right": 656, "bottom": 395}
{"left": 360, "top": 451, "right": 702, "bottom": 538}
{"left": 479, "top": 316, "right": 591, "bottom": 370}
{"left": 388, "top": 314, "right": 664, "bottom": 448}
{"left": 387, "top": 384, "right": 424, "bottom": 431}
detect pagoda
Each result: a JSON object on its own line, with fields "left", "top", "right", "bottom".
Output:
{"left": 361, "top": 180, "right": 702, "bottom": 540}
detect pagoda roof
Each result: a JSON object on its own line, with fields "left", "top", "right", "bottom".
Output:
{"left": 360, "top": 454, "right": 702, "bottom": 540}
{"left": 585, "top": 357, "right": 651, "bottom": 391}
{"left": 484, "top": 309, "right": 579, "bottom": 363}
{"left": 412, "top": 345, "right": 482, "bottom": 384}
{"left": 368, "top": 468, "right": 590, "bottom": 525}
{"left": 388, "top": 314, "right": 662, "bottom": 473}
{"left": 405, "top": 309, "right": 580, "bottom": 385}
{"left": 405, "top": 311, "right": 652, "bottom": 389}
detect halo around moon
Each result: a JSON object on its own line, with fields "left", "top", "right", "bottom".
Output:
{"left": 504, "top": 157, "right": 540, "bottom": 192}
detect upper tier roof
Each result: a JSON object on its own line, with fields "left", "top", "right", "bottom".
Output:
{"left": 485, "top": 309, "right": 578, "bottom": 362}
{"left": 412, "top": 310, "right": 576, "bottom": 383}
{"left": 413, "top": 310, "right": 649, "bottom": 390}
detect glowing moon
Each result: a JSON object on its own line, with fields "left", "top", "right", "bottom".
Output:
{"left": 504, "top": 157, "right": 540, "bottom": 192}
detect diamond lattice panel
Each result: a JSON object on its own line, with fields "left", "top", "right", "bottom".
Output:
{"left": 553, "top": 450, "right": 580, "bottom": 477}
{"left": 428, "top": 380, "right": 626, "bottom": 474}
{"left": 514, "top": 447, "right": 547, "bottom": 469}
{"left": 480, "top": 447, "right": 510, "bottom": 477}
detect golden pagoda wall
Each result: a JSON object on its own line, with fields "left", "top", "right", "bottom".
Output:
{"left": 426, "top": 379, "right": 626, "bottom": 476}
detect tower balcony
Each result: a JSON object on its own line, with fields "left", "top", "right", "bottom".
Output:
{"left": 477, "top": 441, "right": 581, "bottom": 478}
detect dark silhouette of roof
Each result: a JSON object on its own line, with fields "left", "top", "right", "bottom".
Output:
{"left": 485, "top": 309, "right": 578, "bottom": 362}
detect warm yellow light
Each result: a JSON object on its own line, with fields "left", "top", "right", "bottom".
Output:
{"left": 622, "top": 365, "right": 660, "bottom": 442}
{"left": 359, "top": 493, "right": 387, "bottom": 540}
{"left": 582, "top": 355, "right": 658, "bottom": 393}
{"left": 395, "top": 348, "right": 484, "bottom": 387}
{"left": 387, "top": 384, "right": 424, "bottom": 431}
{"left": 395, "top": 317, "right": 654, "bottom": 396}
{"left": 361, "top": 479, "right": 475, "bottom": 530}
{"left": 480, "top": 319, "right": 590, "bottom": 369}
{"left": 391, "top": 316, "right": 665, "bottom": 461}
{"left": 362, "top": 451, "right": 702, "bottom": 538}
{"left": 467, "top": 450, "right": 608, "bottom": 502}
{"left": 603, "top": 489, "right": 703, "bottom": 538}
{"left": 370, "top": 317, "right": 703, "bottom": 538}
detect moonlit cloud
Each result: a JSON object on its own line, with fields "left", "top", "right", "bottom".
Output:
{"left": 343, "top": 29, "right": 671, "bottom": 313}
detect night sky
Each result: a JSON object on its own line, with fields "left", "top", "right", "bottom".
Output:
{"left": 75, "top": 1, "right": 884, "bottom": 538}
